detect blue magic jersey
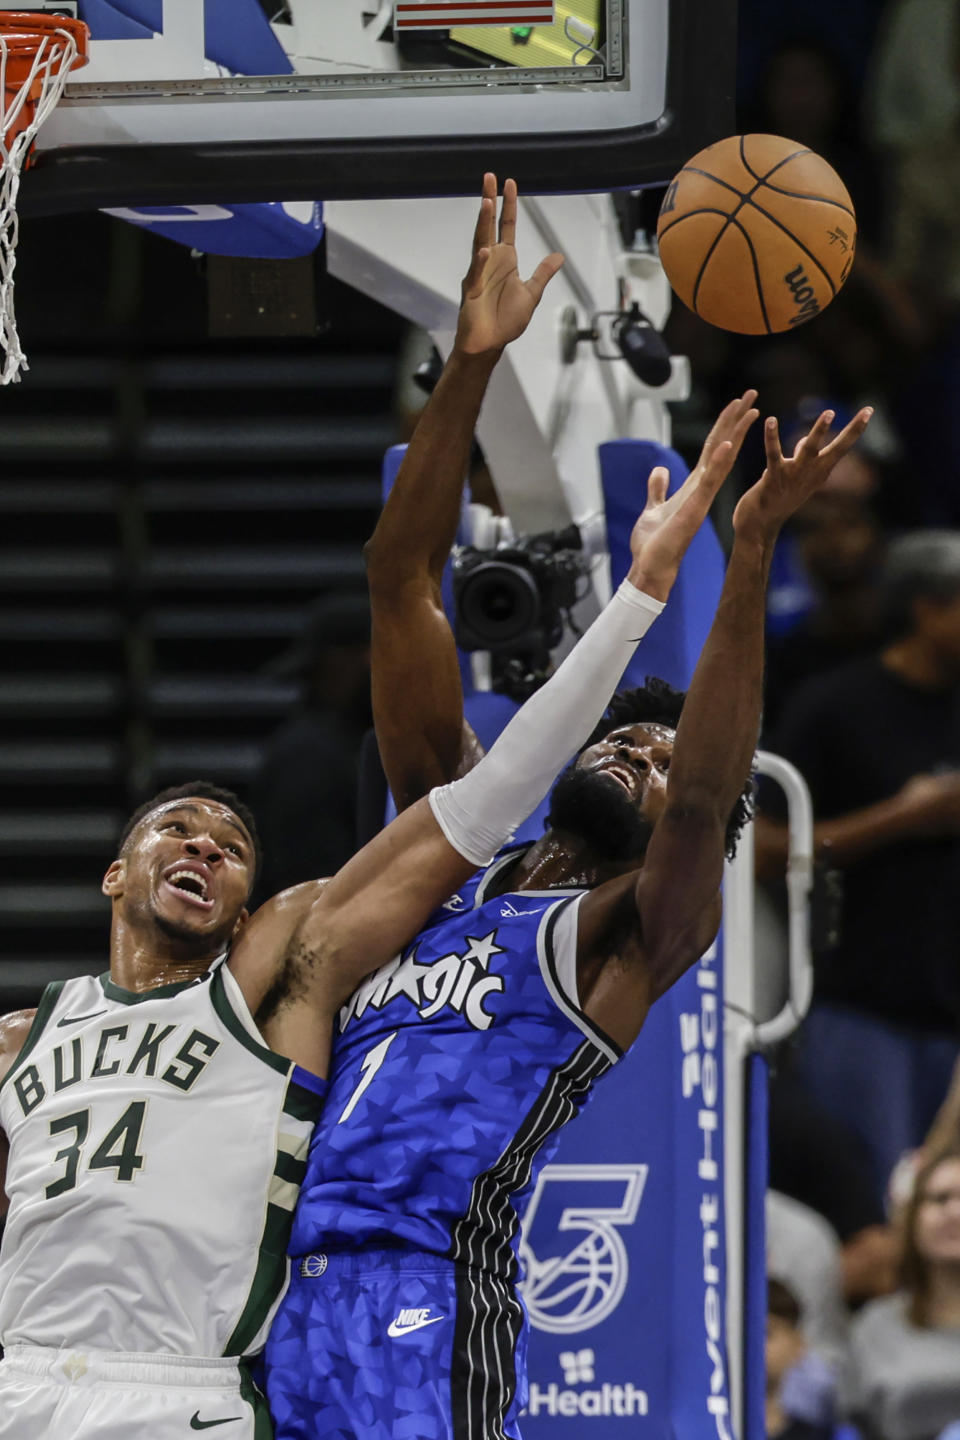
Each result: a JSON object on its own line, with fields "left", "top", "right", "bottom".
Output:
{"left": 289, "top": 846, "right": 624, "bottom": 1281}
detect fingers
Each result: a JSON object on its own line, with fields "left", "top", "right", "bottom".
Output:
{"left": 805, "top": 409, "right": 836, "bottom": 453}
{"left": 763, "top": 415, "right": 784, "bottom": 470}
{"left": 700, "top": 439, "right": 733, "bottom": 489}
{"left": 646, "top": 465, "right": 670, "bottom": 508}
{"left": 470, "top": 173, "right": 497, "bottom": 259}
{"left": 700, "top": 389, "right": 759, "bottom": 461}
{"left": 524, "top": 250, "right": 565, "bottom": 304}
{"left": 822, "top": 405, "right": 874, "bottom": 460}
{"left": 498, "top": 176, "right": 518, "bottom": 248}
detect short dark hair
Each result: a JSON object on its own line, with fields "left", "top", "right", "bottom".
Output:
{"left": 581, "top": 677, "right": 754, "bottom": 860}
{"left": 768, "top": 1277, "right": 802, "bottom": 1327}
{"left": 117, "top": 781, "right": 262, "bottom": 890}
{"left": 881, "top": 530, "right": 960, "bottom": 639}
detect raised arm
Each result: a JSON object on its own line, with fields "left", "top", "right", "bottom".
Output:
{"left": 366, "top": 174, "right": 564, "bottom": 811}
{"left": 232, "top": 424, "right": 754, "bottom": 1068}
{"left": 577, "top": 406, "right": 874, "bottom": 1050}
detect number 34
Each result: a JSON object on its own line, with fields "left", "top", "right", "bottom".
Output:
{"left": 45, "top": 1101, "right": 147, "bottom": 1199}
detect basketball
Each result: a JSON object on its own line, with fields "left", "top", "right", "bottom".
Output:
{"left": 656, "top": 134, "right": 856, "bottom": 335}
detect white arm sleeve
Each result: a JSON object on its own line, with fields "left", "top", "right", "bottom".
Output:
{"left": 429, "top": 580, "right": 664, "bottom": 866}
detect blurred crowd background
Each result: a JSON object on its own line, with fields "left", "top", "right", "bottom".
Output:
{"left": 3, "top": 1, "right": 960, "bottom": 1437}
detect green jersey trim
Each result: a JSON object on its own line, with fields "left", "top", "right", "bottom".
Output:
{"left": 223, "top": 1072, "right": 325, "bottom": 1357}
{"left": 210, "top": 968, "right": 290, "bottom": 1077}
{"left": 0, "top": 981, "right": 65, "bottom": 1096}
{"left": 238, "top": 1364, "right": 274, "bottom": 1440}
{"left": 99, "top": 973, "right": 202, "bottom": 1005}
{"left": 223, "top": 1201, "right": 290, "bottom": 1357}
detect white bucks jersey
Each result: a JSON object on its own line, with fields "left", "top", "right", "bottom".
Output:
{"left": 0, "top": 962, "right": 325, "bottom": 1357}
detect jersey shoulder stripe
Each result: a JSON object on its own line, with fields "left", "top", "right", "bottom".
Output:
{"left": 210, "top": 965, "right": 290, "bottom": 1077}
{"left": 0, "top": 981, "right": 65, "bottom": 1098}
{"left": 537, "top": 895, "right": 623, "bottom": 1064}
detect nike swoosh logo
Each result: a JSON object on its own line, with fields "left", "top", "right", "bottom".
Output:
{"left": 56, "top": 1011, "right": 108, "bottom": 1027}
{"left": 190, "top": 1416, "right": 242, "bottom": 1432}
{"left": 387, "top": 1315, "right": 444, "bottom": 1338}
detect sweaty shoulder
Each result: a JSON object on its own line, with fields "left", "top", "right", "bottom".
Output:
{"left": 0, "top": 1009, "right": 37, "bottom": 1088}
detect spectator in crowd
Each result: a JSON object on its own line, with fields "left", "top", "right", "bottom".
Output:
{"left": 250, "top": 591, "right": 371, "bottom": 901}
{"left": 745, "top": 38, "right": 884, "bottom": 244}
{"left": 763, "top": 464, "right": 884, "bottom": 733}
{"left": 850, "top": 1148, "right": 960, "bottom": 1440}
{"left": 768, "top": 1191, "right": 853, "bottom": 1400}
{"left": 891, "top": 1059, "right": 960, "bottom": 1209}
{"left": 755, "top": 532, "right": 960, "bottom": 1204}
{"left": 768, "top": 1278, "right": 850, "bottom": 1440}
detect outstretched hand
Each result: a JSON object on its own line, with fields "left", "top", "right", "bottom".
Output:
{"left": 733, "top": 406, "right": 873, "bottom": 542}
{"left": 454, "top": 173, "right": 564, "bottom": 356}
{"left": 627, "top": 391, "right": 760, "bottom": 601}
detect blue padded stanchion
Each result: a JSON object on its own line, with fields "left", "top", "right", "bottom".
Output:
{"left": 598, "top": 438, "right": 725, "bottom": 691}
{"left": 745, "top": 1051, "right": 770, "bottom": 1440}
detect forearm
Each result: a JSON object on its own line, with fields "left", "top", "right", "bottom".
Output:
{"left": 430, "top": 581, "right": 664, "bottom": 864}
{"left": 754, "top": 795, "right": 940, "bottom": 879}
{"left": 364, "top": 347, "right": 500, "bottom": 588}
{"left": 666, "top": 533, "right": 771, "bottom": 820}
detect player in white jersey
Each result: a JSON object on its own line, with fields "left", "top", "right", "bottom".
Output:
{"left": 0, "top": 177, "right": 756, "bottom": 1440}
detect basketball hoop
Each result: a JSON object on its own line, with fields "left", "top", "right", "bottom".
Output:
{"left": 0, "top": 12, "right": 88, "bottom": 384}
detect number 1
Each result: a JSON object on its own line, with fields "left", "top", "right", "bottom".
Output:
{"left": 337, "top": 1033, "right": 397, "bottom": 1124}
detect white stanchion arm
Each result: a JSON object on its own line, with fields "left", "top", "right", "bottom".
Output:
{"left": 752, "top": 749, "right": 814, "bottom": 1048}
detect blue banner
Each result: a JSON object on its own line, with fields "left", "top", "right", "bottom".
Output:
{"left": 103, "top": 202, "right": 324, "bottom": 259}
{"left": 519, "top": 938, "right": 728, "bottom": 1440}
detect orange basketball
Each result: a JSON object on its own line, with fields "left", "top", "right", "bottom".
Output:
{"left": 656, "top": 134, "right": 856, "bottom": 335}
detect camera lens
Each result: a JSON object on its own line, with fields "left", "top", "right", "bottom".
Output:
{"left": 457, "top": 561, "right": 540, "bottom": 647}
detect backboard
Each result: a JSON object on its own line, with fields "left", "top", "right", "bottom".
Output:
{"left": 12, "top": 0, "right": 736, "bottom": 216}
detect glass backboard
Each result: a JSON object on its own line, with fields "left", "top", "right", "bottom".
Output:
{"left": 10, "top": 0, "right": 736, "bottom": 215}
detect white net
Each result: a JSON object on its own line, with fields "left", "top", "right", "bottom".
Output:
{"left": 0, "top": 22, "right": 80, "bottom": 384}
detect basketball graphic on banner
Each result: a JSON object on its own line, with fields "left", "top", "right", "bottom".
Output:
{"left": 520, "top": 1165, "right": 648, "bottom": 1334}
{"left": 524, "top": 1227, "right": 628, "bottom": 1333}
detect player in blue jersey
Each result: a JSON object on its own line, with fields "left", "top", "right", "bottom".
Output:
{"left": 262, "top": 175, "right": 873, "bottom": 1439}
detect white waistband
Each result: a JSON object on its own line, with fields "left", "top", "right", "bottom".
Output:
{"left": 1, "top": 1345, "right": 243, "bottom": 1388}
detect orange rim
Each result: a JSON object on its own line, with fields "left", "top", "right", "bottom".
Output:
{"left": 0, "top": 13, "right": 89, "bottom": 81}
{"left": 0, "top": 13, "right": 89, "bottom": 53}
{"left": 0, "top": 14, "right": 88, "bottom": 154}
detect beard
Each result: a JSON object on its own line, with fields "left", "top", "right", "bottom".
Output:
{"left": 547, "top": 763, "right": 655, "bottom": 862}
{"left": 152, "top": 908, "right": 219, "bottom": 949}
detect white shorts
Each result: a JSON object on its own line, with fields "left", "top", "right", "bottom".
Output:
{"left": 0, "top": 1344, "right": 267, "bottom": 1439}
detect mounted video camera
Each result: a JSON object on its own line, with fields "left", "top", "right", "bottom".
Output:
{"left": 451, "top": 523, "right": 590, "bottom": 702}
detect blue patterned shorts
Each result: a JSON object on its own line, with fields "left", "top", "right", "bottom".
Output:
{"left": 264, "top": 1249, "right": 528, "bottom": 1440}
